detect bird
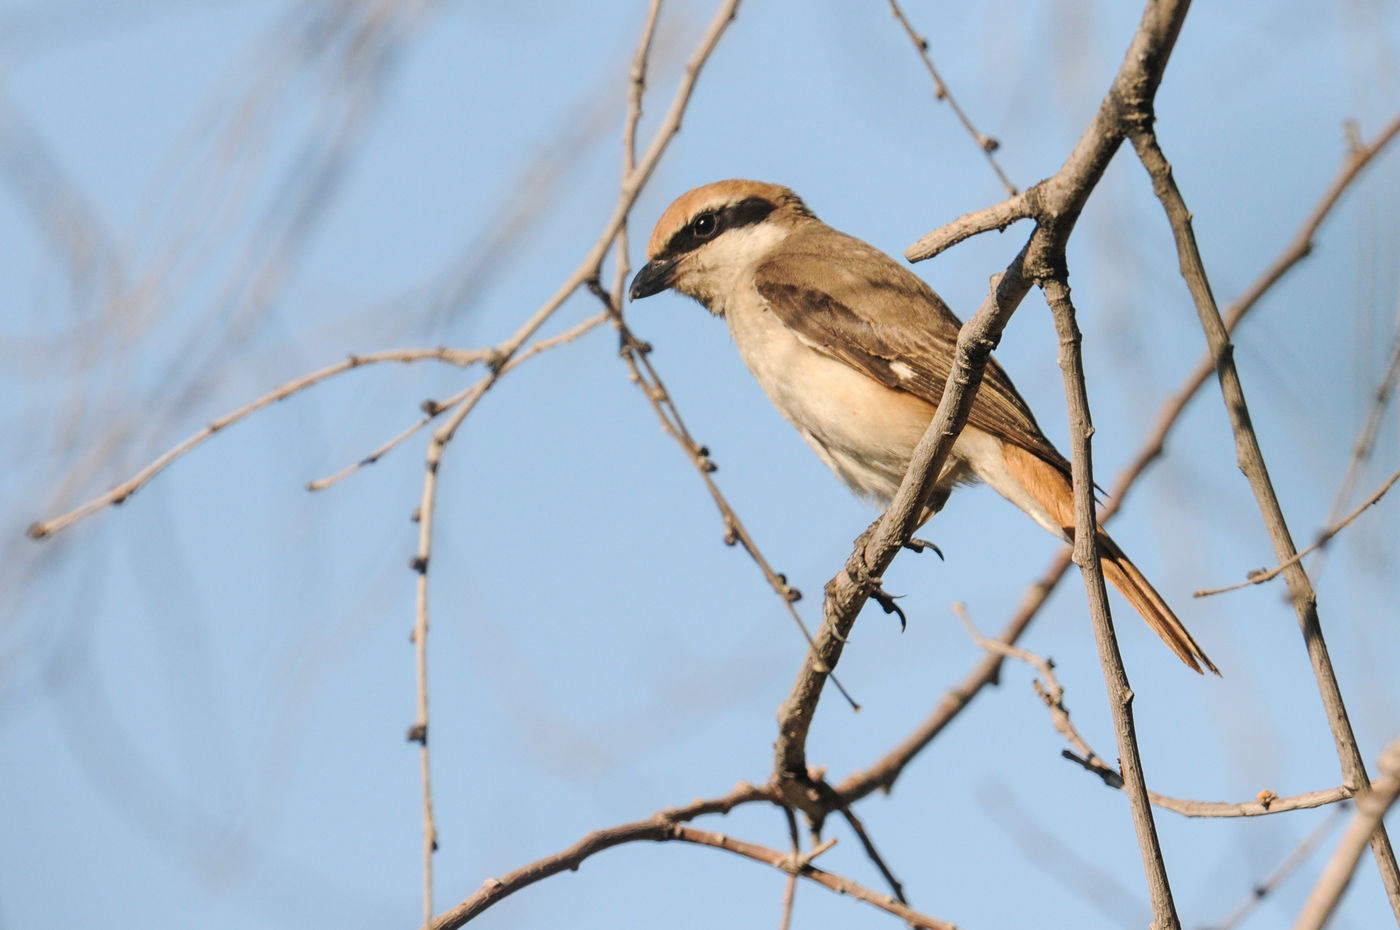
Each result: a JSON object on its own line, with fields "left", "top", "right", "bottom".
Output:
{"left": 629, "top": 179, "right": 1217, "bottom": 674}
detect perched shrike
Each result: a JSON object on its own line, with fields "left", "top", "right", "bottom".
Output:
{"left": 630, "top": 179, "right": 1218, "bottom": 674}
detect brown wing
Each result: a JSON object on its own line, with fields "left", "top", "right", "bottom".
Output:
{"left": 753, "top": 227, "right": 1069, "bottom": 473}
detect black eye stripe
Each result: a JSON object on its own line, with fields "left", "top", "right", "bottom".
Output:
{"left": 660, "top": 196, "right": 778, "bottom": 258}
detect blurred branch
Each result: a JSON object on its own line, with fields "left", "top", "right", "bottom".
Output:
{"left": 1209, "top": 804, "right": 1348, "bottom": 930}
{"left": 1127, "top": 122, "right": 1400, "bottom": 916}
{"left": 307, "top": 312, "right": 609, "bottom": 491}
{"left": 1293, "top": 734, "right": 1400, "bottom": 930}
{"left": 26, "top": 347, "right": 487, "bottom": 539}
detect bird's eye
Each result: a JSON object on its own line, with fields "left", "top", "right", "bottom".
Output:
{"left": 691, "top": 212, "right": 718, "bottom": 239}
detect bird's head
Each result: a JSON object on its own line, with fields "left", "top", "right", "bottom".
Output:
{"left": 629, "top": 179, "right": 813, "bottom": 314}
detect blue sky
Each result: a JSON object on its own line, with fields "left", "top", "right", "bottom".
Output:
{"left": 3, "top": 1, "right": 1399, "bottom": 928}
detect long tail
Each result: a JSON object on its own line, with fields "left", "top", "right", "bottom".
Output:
{"left": 998, "top": 442, "right": 1219, "bottom": 675}
{"left": 1095, "top": 531, "right": 1218, "bottom": 675}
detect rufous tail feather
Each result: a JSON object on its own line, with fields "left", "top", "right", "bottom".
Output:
{"left": 1002, "top": 443, "right": 1219, "bottom": 675}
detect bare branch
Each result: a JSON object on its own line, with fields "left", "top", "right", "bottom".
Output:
{"left": 958, "top": 603, "right": 1355, "bottom": 820}
{"left": 903, "top": 189, "right": 1036, "bottom": 263}
{"left": 1044, "top": 276, "right": 1179, "bottom": 928}
{"left": 779, "top": 807, "right": 800, "bottom": 930}
{"left": 671, "top": 827, "right": 953, "bottom": 930}
{"left": 428, "top": 783, "right": 777, "bottom": 929}
{"left": 426, "top": 782, "right": 955, "bottom": 930}
{"left": 591, "top": 282, "right": 857, "bottom": 708}
{"left": 403, "top": 1, "right": 745, "bottom": 916}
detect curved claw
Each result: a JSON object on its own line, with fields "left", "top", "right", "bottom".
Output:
{"left": 871, "top": 585, "right": 908, "bottom": 632}
{"left": 904, "top": 537, "right": 943, "bottom": 560}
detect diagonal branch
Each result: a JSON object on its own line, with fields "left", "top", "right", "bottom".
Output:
{"left": 1043, "top": 275, "right": 1179, "bottom": 928}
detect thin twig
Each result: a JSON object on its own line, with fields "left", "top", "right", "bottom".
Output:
{"left": 611, "top": 0, "right": 663, "bottom": 308}
{"left": 779, "top": 806, "right": 800, "bottom": 930}
{"left": 1293, "top": 734, "right": 1400, "bottom": 930}
{"left": 26, "top": 347, "right": 485, "bottom": 539}
{"left": 835, "top": 556, "right": 1064, "bottom": 801}
{"left": 903, "top": 189, "right": 1035, "bottom": 263}
{"left": 1196, "top": 464, "right": 1400, "bottom": 597}
{"left": 953, "top": 602, "right": 1108, "bottom": 771}
{"left": 1128, "top": 123, "right": 1400, "bottom": 916}
{"left": 592, "top": 284, "right": 858, "bottom": 709}
{"left": 886, "top": 0, "right": 1017, "bottom": 195}
{"left": 425, "top": 781, "right": 957, "bottom": 930}
{"left": 1323, "top": 333, "right": 1400, "bottom": 540}
{"left": 600, "top": 0, "right": 852, "bottom": 704}
{"left": 834, "top": 802, "right": 907, "bottom": 904}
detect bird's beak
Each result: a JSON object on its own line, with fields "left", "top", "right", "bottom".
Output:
{"left": 628, "top": 258, "right": 677, "bottom": 301}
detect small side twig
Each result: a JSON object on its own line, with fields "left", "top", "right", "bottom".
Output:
{"left": 834, "top": 800, "right": 907, "bottom": 904}
{"left": 425, "top": 781, "right": 956, "bottom": 930}
{"left": 1195, "top": 464, "right": 1400, "bottom": 597}
{"left": 779, "top": 806, "right": 800, "bottom": 930}
{"left": 405, "top": 0, "right": 746, "bottom": 918}
{"left": 957, "top": 602, "right": 1355, "bottom": 820}
{"left": 886, "top": 0, "right": 1017, "bottom": 195}
{"left": 903, "top": 189, "right": 1035, "bottom": 263}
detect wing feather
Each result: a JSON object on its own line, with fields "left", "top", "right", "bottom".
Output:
{"left": 753, "top": 229, "right": 1069, "bottom": 473}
